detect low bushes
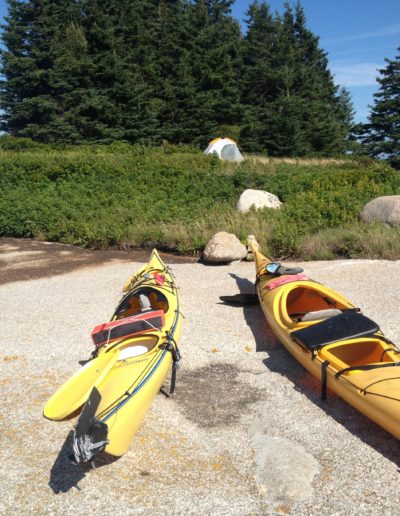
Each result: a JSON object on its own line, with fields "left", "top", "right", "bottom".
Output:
{"left": 1, "top": 138, "right": 399, "bottom": 258}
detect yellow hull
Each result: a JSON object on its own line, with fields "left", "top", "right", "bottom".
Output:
{"left": 248, "top": 236, "right": 400, "bottom": 439}
{"left": 44, "top": 249, "right": 182, "bottom": 459}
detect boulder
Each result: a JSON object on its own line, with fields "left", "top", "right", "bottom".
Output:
{"left": 360, "top": 195, "right": 400, "bottom": 226}
{"left": 237, "top": 189, "right": 282, "bottom": 213}
{"left": 203, "top": 231, "right": 247, "bottom": 263}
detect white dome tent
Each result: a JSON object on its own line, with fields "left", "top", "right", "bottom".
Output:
{"left": 204, "top": 137, "right": 244, "bottom": 162}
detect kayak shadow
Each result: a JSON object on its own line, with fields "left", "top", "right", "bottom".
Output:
{"left": 49, "top": 431, "right": 87, "bottom": 493}
{"left": 227, "top": 273, "right": 277, "bottom": 352}
{"left": 49, "top": 431, "right": 120, "bottom": 493}
{"left": 260, "top": 330, "right": 400, "bottom": 469}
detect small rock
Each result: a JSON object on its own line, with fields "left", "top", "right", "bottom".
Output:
{"left": 360, "top": 195, "right": 400, "bottom": 226}
{"left": 251, "top": 435, "right": 319, "bottom": 505}
{"left": 203, "top": 231, "right": 247, "bottom": 263}
{"left": 237, "top": 189, "right": 282, "bottom": 213}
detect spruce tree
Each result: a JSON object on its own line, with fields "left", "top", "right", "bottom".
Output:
{"left": 78, "top": 0, "right": 159, "bottom": 143}
{"left": 0, "top": 0, "right": 354, "bottom": 151}
{"left": 358, "top": 48, "right": 400, "bottom": 168}
{"left": 1, "top": 0, "right": 159, "bottom": 143}
{"left": 291, "top": 2, "right": 353, "bottom": 154}
{"left": 187, "top": 0, "right": 242, "bottom": 145}
{"left": 240, "top": 2, "right": 282, "bottom": 152}
{"left": 146, "top": 0, "right": 195, "bottom": 143}
{"left": 0, "top": 0, "right": 86, "bottom": 141}
{"left": 240, "top": 1, "right": 353, "bottom": 156}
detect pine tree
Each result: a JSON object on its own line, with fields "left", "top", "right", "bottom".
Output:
{"left": 78, "top": 0, "right": 159, "bottom": 143}
{"left": 187, "top": 0, "right": 242, "bottom": 145}
{"left": 146, "top": 0, "right": 195, "bottom": 143}
{"left": 291, "top": 2, "right": 353, "bottom": 154}
{"left": 240, "top": 2, "right": 282, "bottom": 152}
{"left": 0, "top": 0, "right": 86, "bottom": 141}
{"left": 0, "top": 0, "right": 159, "bottom": 143}
{"left": 0, "top": 0, "right": 354, "bottom": 151}
{"left": 240, "top": 1, "right": 353, "bottom": 156}
{"left": 358, "top": 48, "right": 400, "bottom": 168}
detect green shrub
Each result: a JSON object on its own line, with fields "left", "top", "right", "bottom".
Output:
{"left": 0, "top": 135, "right": 43, "bottom": 151}
{"left": 299, "top": 223, "right": 400, "bottom": 260}
{"left": 1, "top": 139, "right": 400, "bottom": 258}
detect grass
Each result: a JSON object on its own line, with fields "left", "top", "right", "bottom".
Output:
{"left": 299, "top": 223, "right": 400, "bottom": 260}
{"left": 1, "top": 137, "right": 400, "bottom": 259}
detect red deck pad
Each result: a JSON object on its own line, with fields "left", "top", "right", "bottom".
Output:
{"left": 153, "top": 272, "right": 166, "bottom": 285}
{"left": 265, "top": 274, "right": 309, "bottom": 291}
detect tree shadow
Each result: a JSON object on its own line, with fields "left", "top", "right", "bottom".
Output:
{"left": 226, "top": 273, "right": 400, "bottom": 469}
{"left": 49, "top": 431, "right": 120, "bottom": 493}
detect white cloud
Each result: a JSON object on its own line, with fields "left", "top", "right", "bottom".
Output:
{"left": 330, "top": 62, "right": 380, "bottom": 87}
{"left": 324, "top": 23, "right": 400, "bottom": 44}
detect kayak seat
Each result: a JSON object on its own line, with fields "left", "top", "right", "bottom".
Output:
{"left": 291, "top": 311, "right": 379, "bottom": 352}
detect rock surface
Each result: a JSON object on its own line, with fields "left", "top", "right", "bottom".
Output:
{"left": 249, "top": 431, "right": 319, "bottom": 505}
{"left": 237, "top": 189, "right": 282, "bottom": 213}
{"left": 203, "top": 231, "right": 247, "bottom": 263}
{"left": 360, "top": 195, "right": 400, "bottom": 226}
{"left": 2, "top": 239, "right": 400, "bottom": 514}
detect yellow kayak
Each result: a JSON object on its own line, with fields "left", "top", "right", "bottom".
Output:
{"left": 44, "top": 249, "right": 182, "bottom": 463}
{"left": 247, "top": 235, "right": 400, "bottom": 439}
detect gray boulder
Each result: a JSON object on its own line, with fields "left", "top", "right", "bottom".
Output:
{"left": 203, "top": 231, "right": 247, "bottom": 263}
{"left": 360, "top": 195, "right": 400, "bottom": 226}
{"left": 237, "top": 189, "right": 282, "bottom": 213}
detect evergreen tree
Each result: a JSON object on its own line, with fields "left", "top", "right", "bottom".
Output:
{"left": 77, "top": 0, "right": 159, "bottom": 143}
{"left": 0, "top": 0, "right": 354, "bottom": 151}
{"left": 144, "top": 0, "right": 195, "bottom": 143}
{"left": 357, "top": 48, "right": 400, "bottom": 168}
{"left": 291, "top": 2, "right": 353, "bottom": 154}
{"left": 1, "top": 0, "right": 159, "bottom": 143}
{"left": 240, "top": 2, "right": 281, "bottom": 152}
{"left": 187, "top": 0, "right": 242, "bottom": 145}
{"left": 240, "top": 1, "right": 353, "bottom": 156}
{"left": 0, "top": 0, "right": 86, "bottom": 141}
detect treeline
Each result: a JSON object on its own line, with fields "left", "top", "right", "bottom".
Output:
{"left": 0, "top": 0, "right": 353, "bottom": 156}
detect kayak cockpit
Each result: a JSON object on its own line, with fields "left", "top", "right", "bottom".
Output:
{"left": 114, "top": 287, "right": 169, "bottom": 320}
{"left": 290, "top": 310, "right": 400, "bottom": 375}
{"left": 319, "top": 338, "right": 400, "bottom": 375}
{"left": 268, "top": 281, "right": 356, "bottom": 331}
{"left": 284, "top": 284, "right": 351, "bottom": 323}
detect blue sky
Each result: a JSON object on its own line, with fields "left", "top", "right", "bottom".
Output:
{"left": 0, "top": 1, "right": 398, "bottom": 123}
